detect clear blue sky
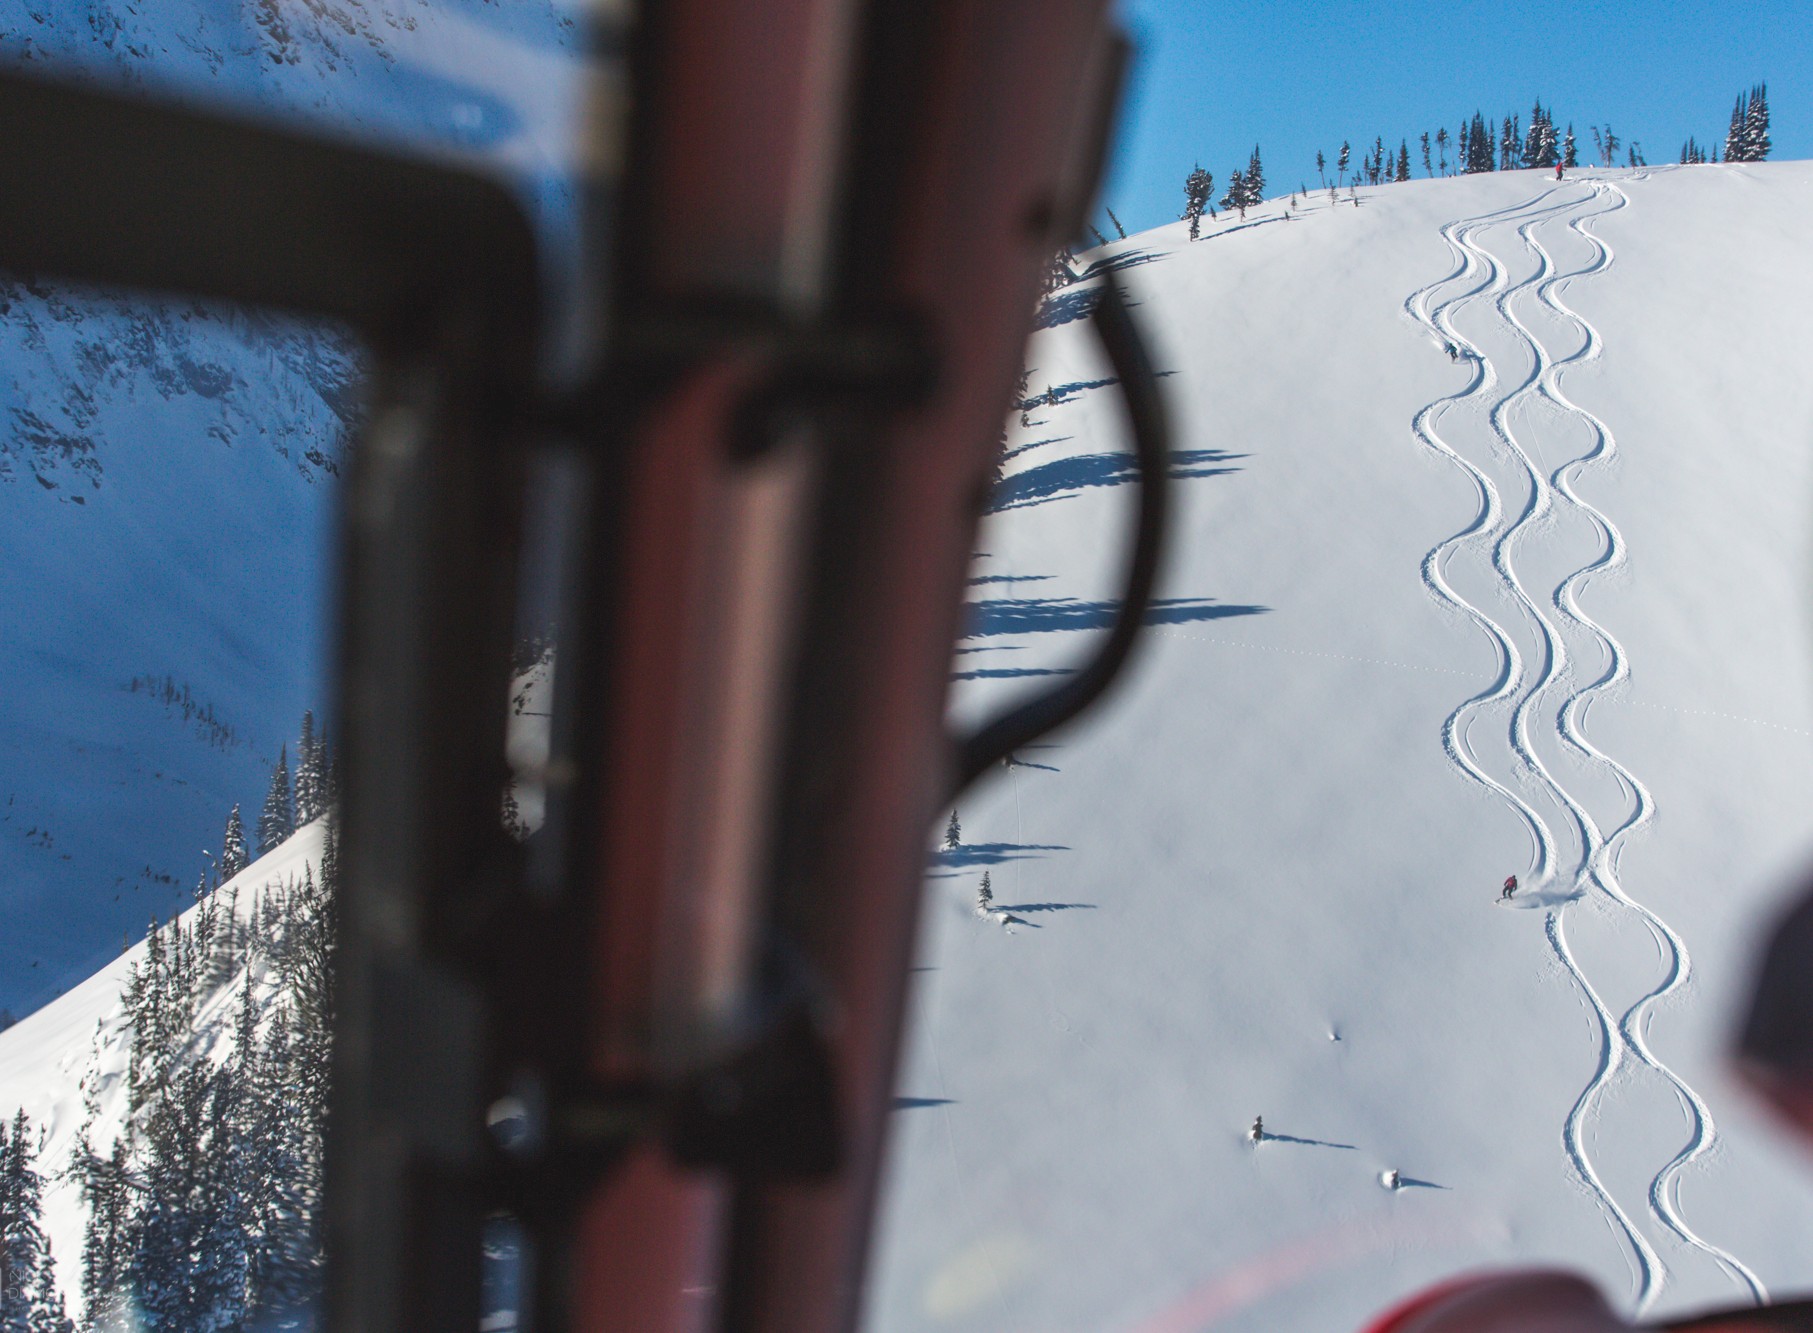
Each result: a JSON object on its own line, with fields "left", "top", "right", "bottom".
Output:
{"left": 1099, "top": 0, "right": 1809, "bottom": 235}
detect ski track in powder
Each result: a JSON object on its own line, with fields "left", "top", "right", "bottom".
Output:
{"left": 1403, "top": 174, "right": 1764, "bottom": 1313}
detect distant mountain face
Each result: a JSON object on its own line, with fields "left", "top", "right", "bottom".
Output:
{"left": 0, "top": 0, "right": 580, "bottom": 1018}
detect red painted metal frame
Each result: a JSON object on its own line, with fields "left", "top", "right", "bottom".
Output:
{"left": 571, "top": 0, "right": 1117, "bottom": 1328}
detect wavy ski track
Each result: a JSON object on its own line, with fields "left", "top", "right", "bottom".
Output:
{"left": 1405, "top": 176, "right": 1762, "bottom": 1312}
{"left": 1523, "top": 185, "right": 1767, "bottom": 1306}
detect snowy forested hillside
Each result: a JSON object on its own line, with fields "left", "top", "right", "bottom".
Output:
{"left": 0, "top": 0, "right": 582, "bottom": 1021}
{"left": 0, "top": 817, "right": 334, "bottom": 1328}
{"left": 870, "top": 163, "right": 1813, "bottom": 1332}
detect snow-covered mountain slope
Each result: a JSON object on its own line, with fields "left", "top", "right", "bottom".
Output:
{"left": 869, "top": 163, "right": 1813, "bottom": 1332}
{"left": 0, "top": 818, "right": 327, "bottom": 1314}
{"left": 0, "top": 0, "right": 585, "bottom": 1020}
{"left": 0, "top": 291, "right": 349, "bottom": 1020}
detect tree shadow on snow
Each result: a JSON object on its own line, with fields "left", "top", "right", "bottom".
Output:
{"left": 1001, "top": 436, "right": 1070, "bottom": 463}
{"left": 1077, "top": 249, "right": 1168, "bottom": 280}
{"left": 893, "top": 1097, "right": 955, "bottom": 1110}
{"left": 1261, "top": 1132, "right": 1357, "bottom": 1150}
{"left": 995, "top": 902, "right": 1096, "bottom": 914}
{"left": 990, "top": 449, "right": 1244, "bottom": 512}
{"left": 1034, "top": 286, "right": 1101, "bottom": 330}
{"left": 935, "top": 841, "right": 1069, "bottom": 867}
{"left": 1395, "top": 1176, "right": 1449, "bottom": 1190}
{"left": 962, "top": 595, "right": 1268, "bottom": 638}
{"left": 1205, "top": 214, "right": 1289, "bottom": 242}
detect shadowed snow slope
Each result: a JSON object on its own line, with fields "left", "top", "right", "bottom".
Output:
{"left": 871, "top": 164, "right": 1813, "bottom": 1333}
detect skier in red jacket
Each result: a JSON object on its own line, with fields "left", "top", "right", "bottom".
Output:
{"left": 1502, "top": 874, "right": 1518, "bottom": 900}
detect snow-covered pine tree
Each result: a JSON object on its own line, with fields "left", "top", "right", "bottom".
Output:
{"left": 1182, "top": 165, "right": 1213, "bottom": 241}
{"left": 977, "top": 871, "right": 993, "bottom": 915}
{"left": 1436, "top": 126, "right": 1450, "bottom": 175}
{"left": 129, "top": 1062, "right": 250, "bottom": 1331}
{"left": 1500, "top": 115, "right": 1523, "bottom": 170}
{"left": 1396, "top": 140, "right": 1411, "bottom": 182}
{"left": 220, "top": 806, "right": 249, "bottom": 881}
{"left": 75, "top": 1135, "right": 133, "bottom": 1332}
{"left": 1245, "top": 145, "right": 1265, "bottom": 202}
{"left": 1465, "top": 113, "right": 1495, "bottom": 173}
{"left": 1106, "top": 206, "right": 1127, "bottom": 239}
{"left": 1742, "top": 83, "right": 1771, "bottom": 162}
{"left": 1420, "top": 131, "right": 1431, "bottom": 177}
{"left": 1525, "top": 101, "right": 1558, "bottom": 167}
{"left": 1599, "top": 124, "right": 1619, "bottom": 168}
{"left": 0, "top": 1110, "right": 72, "bottom": 1333}
{"left": 1336, "top": 140, "right": 1350, "bottom": 186}
{"left": 1220, "top": 168, "right": 1248, "bottom": 216}
{"left": 1564, "top": 124, "right": 1578, "bottom": 167}
{"left": 293, "top": 711, "right": 323, "bottom": 824}
{"left": 1724, "top": 92, "right": 1747, "bottom": 163}
{"left": 257, "top": 745, "right": 294, "bottom": 855}
{"left": 1315, "top": 149, "right": 1326, "bottom": 187}
{"left": 943, "top": 810, "right": 961, "bottom": 850}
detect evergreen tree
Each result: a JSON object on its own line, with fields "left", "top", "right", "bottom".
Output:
{"left": 129, "top": 1062, "right": 249, "bottom": 1332}
{"left": 1315, "top": 149, "right": 1326, "bottom": 187}
{"left": 1463, "top": 113, "right": 1495, "bottom": 173}
{"left": 1420, "top": 131, "right": 1431, "bottom": 177}
{"left": 1597, "top": 124, "right": 1619, "bottom": 167}
{"left": 1245, "top": 145, "right": 1265, "bottom": 203}
{"left": 1725, "top": 92, "right": 1747, "bottom": 163}
{"left": 1182, "top": 165, "right": 1213, "bottom": 241}
{"left": 1436, "top": 126, "right": 1450, "bottom": 175}
{"left": 1500, "top": 115, "right": 1523, "bottom": 170}
{"left": 293, "top": 712, "right": 324, "bottom": 825}
{"left": 1747, "top": 83, "right": 1771, "bottom": 161}
{"left": 1396, "top": 140, "right": 1411, "bottom": 182}
{"left": 1564, "top": 124, "right": 1578, "bottom": 167}
{"left": 1105, "top": 207, "right": 1128, "bottom": 239}
{"left": 943, "top": 811, "right": 961, "bottom": 851}
{"left": 75, "top": 1137, "right": 133, "bottom": 1332}
{"left": 1336, "top": 140, "right": 1351, "bottom": 186}
{"left": 1729, "top": 84, "right": 1771, "bottom": 162}
{"left": 0, "top": 1110, "right": 72, "bottom": 1333}
{"left": 977, "top": 871, "right": 993, "bottom": 914}
{"left": 1525, "top": 101, "right": 1558, "bottom": 167}
{"left": 1220, "top": 168, "right": 1248, "bottom": 216}
{"left": 257, "top": 745, "right": 294, "bottom": 855}
{"left": 219, "top": 807, "right": 248, "bottom": 882}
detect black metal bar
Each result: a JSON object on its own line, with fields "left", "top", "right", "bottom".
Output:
{"left": 0, "top": 71, "right": 537, "bottom": 357}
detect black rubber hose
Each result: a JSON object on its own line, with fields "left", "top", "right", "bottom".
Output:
{"left": 950, "top": 276, "right": 1171, "bottom": 798}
